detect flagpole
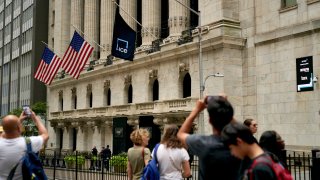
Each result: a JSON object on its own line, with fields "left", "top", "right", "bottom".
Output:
{"left": 41, "top": 41, "right": 64, "bottom": 57}
{"left": 71, "top": 24, "right": 106, "bottom": 51}
{"left": 173, "top": 0, "right": 205, "bottom": 134}
{"left": 112, "top": 0, "right": 158, "bottom": 39}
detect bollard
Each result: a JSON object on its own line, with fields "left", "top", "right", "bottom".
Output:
{"left": 311, "top": 149, "right": 320, "bottom": 180}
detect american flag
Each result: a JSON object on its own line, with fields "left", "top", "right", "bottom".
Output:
{"left": 34, "top": 47, "right": 62, "bottom": 85}
{"left": 61, "top": 31, "right": 94, "bottom": 79}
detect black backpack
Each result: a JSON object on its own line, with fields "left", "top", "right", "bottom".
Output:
{"left": 7, "top": 137, "right": 47, "bottom": 180}
{"left": 21, "top": 137, "right": 48, "bottom": 180}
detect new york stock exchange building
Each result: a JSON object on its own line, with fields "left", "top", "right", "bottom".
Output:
{"left": 47, "top": 0, "right": 320, "bottom": 154}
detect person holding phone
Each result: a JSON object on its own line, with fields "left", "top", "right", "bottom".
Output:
{"left": 0, "top": 108, "right": 49, "bottom": 179}
{"left": 177, "top": 95, "right": 240, "bottom": 180}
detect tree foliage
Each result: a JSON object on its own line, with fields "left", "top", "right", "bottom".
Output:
{"left": 6, "top": 102, "right": 47, "bottom": 136}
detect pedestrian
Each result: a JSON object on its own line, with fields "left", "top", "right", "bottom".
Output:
{"left": 155, "top": 124, "right": 191, "bottom": 180}
{"left": 241, "top": 118, "right": 259, "bottom": 175}
{"left": 259, "top": 130, "right": 286, "bottom": 167}
{"left": 177, "top": 95, "right": 240, "bottom": 180}
{"left": 92, "top": 146, "right": 98, "bottom": 156}
{"left": 0, "top": 110, "right": 49, "bottom": 179}
{"left": 243, "top": 118, "right": 258, "bottom": 134}
{"left": 127, "top": 128, "right": 151, "bottom": 180}
{"left": 221, "top": 122, "right": 292, "bottom": 180}
{"left": 102, "top": 145, "right": 112, "bottom": 171}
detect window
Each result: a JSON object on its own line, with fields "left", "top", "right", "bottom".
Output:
{"left": 73, "top": 95, "right": 77, "bottom": 109}
{"left": 183, "top": 73, "right": 191, "bottom": 98}
{"left": 152, "top": 79, "right": 159, "bottom": 101}
{"left": 128, "top": 84, "right": 133, "bottom": 104}
{"left": 281, "top": 0, "right": 297, "bottom": 8}
{"left": 88, "top": 92, "right": 92, "bottom": 108}
{"left": 106, "top": 88, "right": 111, "bottom": 106}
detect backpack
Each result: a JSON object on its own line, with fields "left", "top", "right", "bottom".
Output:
{"left": 247, "top": 154, "right": 292, "bottom": 180}
{"left": 141, "top": 144, "right": 160, "bottom": 180}
{"left": 21, "top": 137, "right": 48, "bottom": 180}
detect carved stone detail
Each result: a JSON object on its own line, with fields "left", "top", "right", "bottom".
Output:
{"left": 124, "top": 75, "right": 132, "bottom": 86}
{"left": 179, "top": 63, "right": 189, "bottom": 72}
{"left": 104, "top": 80, "right": 110, "bottom": 89}
{"left": 149, "top": 69, "right": 158, "bottom": 79}
{"left": 87, "top": 84, "right": 92, "bottom": 92}
{"left": 58, "top": 90, "right": 63, "bottom": 98}
{"left": 71, "top": 87, "right": 76, "bottom": 96}
{"left": 127, "top": 116, "right": 139, "bottom": 129}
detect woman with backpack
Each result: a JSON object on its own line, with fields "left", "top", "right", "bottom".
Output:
{"left": 127, "top": 128, "right": 151, "bottom": 180}
{"left": 153, "top": 124, "right": 191, "bottom": 180}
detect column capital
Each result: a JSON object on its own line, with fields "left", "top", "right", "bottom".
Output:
{"left": 127, "top": 116, "right": 139, "bottom": 129}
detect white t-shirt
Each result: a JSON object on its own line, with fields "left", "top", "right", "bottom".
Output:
{"left": 0, "top": 136, "right": 44, "bottom": 180}
{"left": 152, "top": 144, "right": 189, "bottom": 180}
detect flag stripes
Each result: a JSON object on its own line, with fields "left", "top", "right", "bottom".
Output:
{"left": 61, "top": 31, "right": 94, "bottom": 79}
{"left": 34, "top": 47, "right": 62, "bottom": 85}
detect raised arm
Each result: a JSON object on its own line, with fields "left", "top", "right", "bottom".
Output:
{"left": 177, "top": 98, "right": 206, "bottom": 147}
{"left": 30, "top": 111, "right": 49, "bottom": 144}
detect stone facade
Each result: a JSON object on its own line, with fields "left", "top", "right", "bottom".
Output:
{"left": 47, "top": 0, "right": 320, "bottom": 153}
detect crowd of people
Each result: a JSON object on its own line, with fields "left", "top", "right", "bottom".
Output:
{"left": 0, "top": 94, "right": 290, "bottom": 180}
{"left": 127, "top": 95, "right": 290, "bottom": 180}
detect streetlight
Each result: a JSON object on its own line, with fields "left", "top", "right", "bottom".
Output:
{"left": 202, "top": 73, "right": 224, "bottom": 91}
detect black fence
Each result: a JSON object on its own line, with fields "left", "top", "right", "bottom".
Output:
{"left": 41, "top": 151, "right": 198, "bottom": 180}
{"left": 41, "top": 149, "right": 320, "bottom": 180}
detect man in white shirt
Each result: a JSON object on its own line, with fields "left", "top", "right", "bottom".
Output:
{"left": 0, "top": 110, "right": 49, "bottom": 179}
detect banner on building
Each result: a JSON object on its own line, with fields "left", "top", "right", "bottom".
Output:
{"left": 111, "top": 8, "right": 136, "bottom": 61}
{"left": 296, "top": 56, "right": 314, "bottom": 92}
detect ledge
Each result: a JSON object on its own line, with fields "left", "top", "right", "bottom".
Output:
{"left": 255, "top": 19, "right": 320, "bottom": 45}
{"left": 307, "top": 0, "right": 320, "bottom": 5}
{"left": 279, "top": 4, "right": 298, "bottom": 13}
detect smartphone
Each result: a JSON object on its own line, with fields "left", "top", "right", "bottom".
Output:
{"left": 22, "top": 105, "right": 31, "bottom": 116}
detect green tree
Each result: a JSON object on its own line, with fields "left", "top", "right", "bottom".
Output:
{"left": 6, "top": 102, "right": 47, "bottom": 136}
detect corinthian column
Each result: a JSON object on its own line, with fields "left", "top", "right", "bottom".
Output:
{"left": 70, "top": 0, "right": 83, "bottom": 38}
{"left": 165, "top": 0, "right": 190, "bottom": 42}
{"left": 84, "top": 0, "right": 99, "bottom": 61}
{"left": 54, "top": 0, "right": 71, "bottom": 56}
{"left": 140, "top": 0, "right": 161, "bottom": 48}
{"left": 119, "top": 0, "right": 137, "bottom": 31}
{"left": 100, "top": 1, "right": 116, "bottom": 61}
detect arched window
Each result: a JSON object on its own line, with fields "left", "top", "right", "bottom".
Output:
{"left": 107, "top": 88, "right": 111, "bottom": 106}
{"left": 183, "top": 73, "right": 191, "bottom": 98}
{"left": 71, "top": 88, "right": 77, "bottom": 109}
{"left": 152, "top": 79, "right": 159, "bottom": 101}
{"left": 88, "top": 92, "right": 93, "bottom": 108}
{"left": 59, "top": 98, "right": 63, "bottom": 111}
{"left": 73, "top": 95, "right": 77, "bottom": 109}
{"left": 128, "top": 84, "right": 133, "bottom": 103}
{"left": 58, "top": 91, "right": 63, "bottom": 111}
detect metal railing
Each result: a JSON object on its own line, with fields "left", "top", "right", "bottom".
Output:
{"left": 41, "top": 151, "right": 199, "bottom": 180}
{"left": 41, "top": 149, "right": 320, "bottom": 180}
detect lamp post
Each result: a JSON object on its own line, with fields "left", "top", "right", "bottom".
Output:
{"left": 173, "top": 0, "right": 224, "bottom": 134}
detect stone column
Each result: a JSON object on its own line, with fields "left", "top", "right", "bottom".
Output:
{"left": 84, "top": 0, "right": 99, "bottom": 61}
{"left": 139, "top": 0, "right": 161, "bottom": 49}
{"left": 102, "top": 119, "right": 113, "bottom": 150}
{"left": 76, "top": 123, "right": 87, "bottom": 151}
{"left": 100, "top": 1, "right": 115, "bottom": 62}
{"left": 54, "top": 0, "right": 71, "bottom": 55}
{"left": 153, "top": 116, "right": 165, "bottom": 135}
{"left": 60, "top": 123, "right": 72, "bottom": 152}
{"left": 119, "top": 0, "right": 137, "bottom": 31}
{"left": 165, "top": 0, "right": 190, "bottom": 42}
{"left": 70, "top": 0, "right": 83, "bottom": 38}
